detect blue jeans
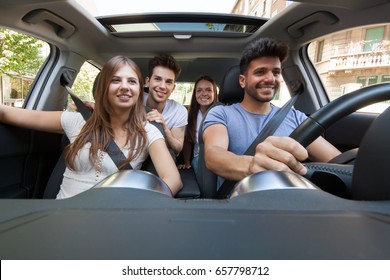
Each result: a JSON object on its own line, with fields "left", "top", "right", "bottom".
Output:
{"left": 191, "top": 155, "right": 199, "bottom": 177}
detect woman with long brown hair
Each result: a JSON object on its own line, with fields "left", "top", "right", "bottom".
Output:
{"left": 178, "top": 75, "right": 218, "bottom": 175}
{"left": 0, "top": 56, "right": 182, "bottom": 198}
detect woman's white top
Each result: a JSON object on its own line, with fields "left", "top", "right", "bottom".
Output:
{"left": 56, "top": 112, "right": 163, "bottom": 199}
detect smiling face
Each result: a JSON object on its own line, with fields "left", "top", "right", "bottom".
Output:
{"left": 107, "top": 64, "right": 140, "bottom": 111}
{"left": 239, "top": 56, "right": 282, "bottom": 103}
{"left": 195, "top": 79, "right": 216, "bottom": 109}
{"left": 146, "top": 66, "right": 176, "bottom": 105}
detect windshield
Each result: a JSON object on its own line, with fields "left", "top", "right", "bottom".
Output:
{"left": 75, "top": 0, "right": 238, "bottom": 17}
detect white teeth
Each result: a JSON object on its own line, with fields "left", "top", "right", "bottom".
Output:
{"left": 118, "top": 94, "right": 131, "bottom": 100}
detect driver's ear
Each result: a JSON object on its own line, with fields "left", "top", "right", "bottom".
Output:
{"left": 239, "top": 74, "right": 246, "bottom": 89}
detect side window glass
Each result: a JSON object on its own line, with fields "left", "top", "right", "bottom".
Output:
{"left": 170, "top": 83, "right": 195, "bottom": 106}
{"left": 69, "top": 62, "right": 100, "bottom": 108}
{"left": 308, "top": 24, "right": 390, "bottom": 113}
{"left": 0, "top": 28, "right": 49, "bottom": 107}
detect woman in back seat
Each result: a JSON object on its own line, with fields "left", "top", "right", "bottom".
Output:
{"left": 178, "top": 75, "right": 218, "bottom": 176}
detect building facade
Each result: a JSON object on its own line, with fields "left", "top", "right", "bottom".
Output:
{"left": 231, "top": 0, "right": 390, "bottom": 106}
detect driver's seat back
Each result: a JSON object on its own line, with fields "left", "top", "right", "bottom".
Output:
{"left": 352, "top": 105, "right": 390, "bottom": 200}
{"left": 196, "top": 65, "right": 244, "bottom": 198}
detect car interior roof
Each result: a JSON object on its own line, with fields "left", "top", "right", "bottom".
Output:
{"left": 1, "top": 0, "right": 390, "bottom": 84}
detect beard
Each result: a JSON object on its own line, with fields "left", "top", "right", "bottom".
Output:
{"left": 245, "top": 82, "right": 279, "bottom": 103}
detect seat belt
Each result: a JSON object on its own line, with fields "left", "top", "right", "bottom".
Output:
{"left": 65, "top": 85, "right": 132, "bottom": 170}
{"left": 215, "top": 93, "right": 300, "bottom": 199}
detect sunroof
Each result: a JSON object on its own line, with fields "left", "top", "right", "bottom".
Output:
{"left": 98, "top": 13, "right": 266, "bottom": 35}
{"left": 75, "top": 0, "right": 238, "bottom": 17}
{"left": 111, "top": 22, "right": 258, "bottom": 33}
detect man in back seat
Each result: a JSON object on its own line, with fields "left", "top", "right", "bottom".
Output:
{"left": 144, "top": 54, "right": 188, "bottom": 161}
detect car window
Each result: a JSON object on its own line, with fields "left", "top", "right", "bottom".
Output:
{"left": 0, "top": 28, "right": 49, "bottom": 107}
{"left": 308, "top": 24, "right": 390, "bottom": 113}
{"left": 69, "top": 62, "right": 100, "bottom": 106}
{"left": 170, "top": 83, "right": 195, "bottom": 106}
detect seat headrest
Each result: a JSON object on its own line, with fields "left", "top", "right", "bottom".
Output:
{"left": 92, "top": 73, "right": 100, "bottom": 98}
{"left": 218, "top": 65, "right": 244, "bottom": 104}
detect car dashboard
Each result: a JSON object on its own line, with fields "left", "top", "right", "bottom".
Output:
{"left": 1, "top": 171, "right": 390, "bottom": 260}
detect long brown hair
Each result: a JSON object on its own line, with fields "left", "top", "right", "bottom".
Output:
{"left": 185, "top": 75, "right": 218, "bottom": 145}
{"left": 65, "top": 56, "right": 147, "bottom": 170}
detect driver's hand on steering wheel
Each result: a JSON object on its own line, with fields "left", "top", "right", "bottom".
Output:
{"left": 249, "top": 136, "right": 308, "bottom": 176}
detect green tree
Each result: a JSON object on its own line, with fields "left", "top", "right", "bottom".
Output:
{"left": 0, "top": 28, "right": 45, "bottom": 76}
{"left": 71, "top": 62, "right": 100, "bottom": 101}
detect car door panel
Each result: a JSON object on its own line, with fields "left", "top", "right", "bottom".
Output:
{"left": 0, "top": 124, "right": 62, "bottom": 198}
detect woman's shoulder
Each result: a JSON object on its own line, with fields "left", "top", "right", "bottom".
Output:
{"left": 208, "top": 102, "right": 241, "bottom": 116}
{"left": 145, "top": 121, "right": 163, "bottom": 135}
{"left": 61, "top": 111, "right": 86, "bottom": 138}
{"left": 61, "top": 111, "right": 86, "bottom": 125}
{"left": 144, "top": 122, "right": 164, "bottom": 144}
{"left": 62, "top": 110, "right": 84, "bottom": 119}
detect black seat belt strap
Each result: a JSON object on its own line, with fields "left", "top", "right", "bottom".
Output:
{"left": 215, "top": 94, "right": 299, "bottom": 199}
{"left": 65, "top": 85, "right": 92, "bottom": 120}
{"left": 243, "top": 93, "right": 299, "bottom": 156}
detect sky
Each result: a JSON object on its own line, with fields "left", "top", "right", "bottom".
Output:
{"left": 76, "top": 0, "right": 238, "bottom": 16}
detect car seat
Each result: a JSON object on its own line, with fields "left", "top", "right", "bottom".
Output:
{"left": 196, "top": 65, "right": 244, "bottom": 198}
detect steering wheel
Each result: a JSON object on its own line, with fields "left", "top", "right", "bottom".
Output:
{"left": 93, "top": 169, "right": 173, "bottom": 197}
{"left": 289, "top": 83, "right": 390, "bottom": 198}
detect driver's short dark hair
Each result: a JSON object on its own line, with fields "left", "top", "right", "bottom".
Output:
{"left": 240, "top": 37, "right": 289, "bottom": 74}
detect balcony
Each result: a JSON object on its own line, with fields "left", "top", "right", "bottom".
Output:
{"left": 328, "top": 51, "right": 390, "bottom": 72}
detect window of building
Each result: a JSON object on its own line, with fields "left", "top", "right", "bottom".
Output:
{"left": 381, "top": 75, "right": 390, "bottom": 82}
{"left": 364, "top": 26, "right": 385, "bottom": 52}
{"left": 316, "top": 40, "right": 325, "bottom": 62}
{"left": 357, "top": 75, "right": 378, "bottom": 86}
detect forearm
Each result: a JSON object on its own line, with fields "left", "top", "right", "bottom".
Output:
{"left": 307, "top": 136, "right": 341, "bottom": 162}
{"left": 161, "top": 174, "right": 183, "bottom": 196}
{"left": 150, "top": 139, "right": 183, "bottom": 195}
{"left": 163, "top": 127, "right": 183, "bottom": 155}
{"left": 0, "top": 105, "right": 25, "bottom": 126}
{"left": 0, "top": 105, "right": 63, "bottom": 133}
{"left": 205, "top": 145, "right": 252, "bottom": 181}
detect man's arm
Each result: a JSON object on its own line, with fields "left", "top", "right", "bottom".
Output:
{"left": 163, "top": 125, "right": 185, "bottom": 155}
{"left": 203, "top": 124, "right": 309, "bottom": 181}
{"left": 307, "top": 136, "right": 341, "bottom": 162}
{"left": 203, "top": 123, "right": 253, "bottom": 181}
{"left": 146, "top": 109, "right": 185, "bottom": 155}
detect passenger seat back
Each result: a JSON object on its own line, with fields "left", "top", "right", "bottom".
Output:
{"left": 196, "top": 65, "right": 244, "bottom": 198}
